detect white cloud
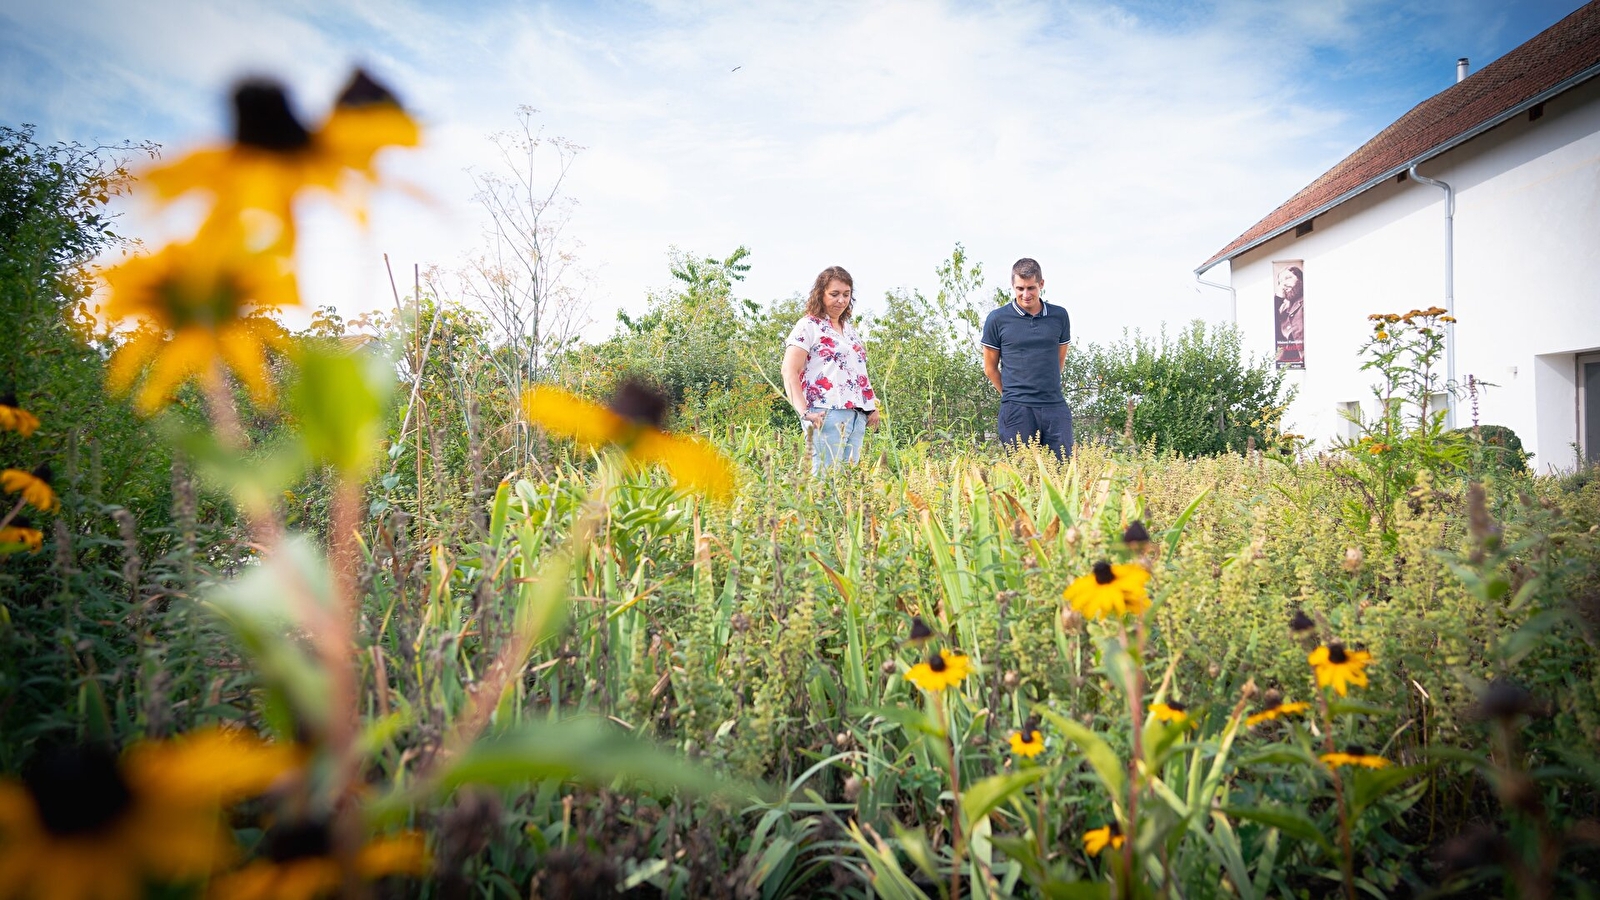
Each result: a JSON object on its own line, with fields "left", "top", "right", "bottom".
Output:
{"left": 6, "top": 0, "right": 1441, "bottom": 347}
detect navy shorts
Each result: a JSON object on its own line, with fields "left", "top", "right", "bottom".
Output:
{"left": 999, "top": 401, "right": 1074, "bottom": 457}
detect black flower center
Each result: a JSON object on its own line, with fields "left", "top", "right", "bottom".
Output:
{"left": 1261, "top": 691, "right": 1283, "bottom": 711}
{"left": 908, "top": 617, "right": 933, "bottom": 642}
{"left": 263, "top": 819, "right": 336, "bottom": 863}
{"left": 233, "top": 81, "right": 311, "bottom": 152}
{"left": 1289, "top": 611, "right": 1315, "bottom": 633}
{"left": 336, "top": 68, "right": 400, "bottom": 108}
{"left": 607, "top": 379, "right": 669, "bottom": 429}
{"left": 1122, "top": 521, "right": 1150, "bottom": 545}
{"left": 31, "top": 462, "right": 51, "bottom": 485}
{"left": 1345, "top": 744, "right": 1368, "bottom": 757}
{"left": 1107, "top": 820, "right": 1122, "bottom": 836}
{"left": 22, "top": 744, "right": 134, "bottom": 837}
{"left": 0, "top": 392, "right": 18, "bottom": 408}
{"left": 1327, "top": 643, "right": 1349, "bottom": 664}
{"left": 1092, "top": 561, "right": 1114, "bottom": 585}
{"left": 928, "top": 652, "right": 947, "bottom": 672}
{"left": 1166, "top": 700, "right": 1187, "bottom": 712}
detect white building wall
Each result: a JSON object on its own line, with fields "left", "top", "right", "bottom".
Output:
{"left": 1224, "top": 75, "right": 1600, "bottom": 473}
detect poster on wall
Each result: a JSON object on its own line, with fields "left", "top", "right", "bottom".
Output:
{"left": 1273, "top": 259, "right": 1305, "bottom": 369}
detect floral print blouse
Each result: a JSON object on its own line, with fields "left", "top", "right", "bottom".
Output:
{"left": 786, "top": 315, "right": 877, "bottom": 412}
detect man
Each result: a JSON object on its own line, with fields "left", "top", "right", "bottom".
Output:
{"left": 980, "top": 258, "right": 1073, "bottom": 456}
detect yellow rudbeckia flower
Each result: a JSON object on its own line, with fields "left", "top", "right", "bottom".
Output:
{"left": 1246, "top": 693, "right": 1311, "bottom": 727}
{"left": 904, "top": 650, "right": 971, "bottom": 692}
{"left": 0, "top": 516, "right": 43, "bottom": 552}
{"left": 1008, "top": 719, "right": 1044, "bottom": 758}
{"left": 0, "top": 395, "right": 40, "bottom": 437}
{"left": 1149, "top": 700, "right": 1195, "bottom": 727}
{"left": 100, "top": 233, "right": 295, "bottom": 413}
{"left": 0, "top": 729, "right": 298, "bottom": 900}
{"left": 1062, "top": 560, "right": 1149, "bottom": 619}
{"left": 2, "top": 464, "right": 56, "bottom": 513}
{"left": 206, "top": 825, "right": 429, "bottom": 900}
{"left": 1082, "top": 821, "right": 1124, "bottom": 857}
{"left": 143, "top": 71, "right": 420, "bottom": 248}
{"left": 1320, "top": 746, "right": 1390, "bottom": 770}
{"left": 521, "top": 380, "right": 736, "bottom": 500}
{"left": 1308, "top": 642, "right": 1372, "bottom": 696}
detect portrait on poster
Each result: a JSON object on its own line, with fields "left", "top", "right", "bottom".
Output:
{"left": 1273, "top": 260, "right": 1305, "bottom": 369}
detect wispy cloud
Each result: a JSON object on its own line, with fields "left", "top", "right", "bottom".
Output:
{"left": 1, "top": 0, "right": 1583, "bottom": 344}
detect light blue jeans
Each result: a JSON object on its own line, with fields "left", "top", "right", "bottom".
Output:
{"left": 807, "top": 407, "right": 867, "bottom": 473}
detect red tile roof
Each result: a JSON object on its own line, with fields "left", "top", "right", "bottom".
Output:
{"left": 1198, "top": 0, "right": 1600, "bottom": 274}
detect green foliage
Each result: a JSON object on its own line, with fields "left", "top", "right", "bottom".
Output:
{"left": 864, "top": 243, "right": 996, "bottom": 445}
{"left": 1063, "top": 320, "right": 1293, "bottom": 455}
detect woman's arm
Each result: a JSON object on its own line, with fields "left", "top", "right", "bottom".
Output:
{"left": 782, "top": 345, "right": 824, "bottom": 427}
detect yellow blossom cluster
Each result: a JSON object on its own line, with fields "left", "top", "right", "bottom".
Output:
{"left": 98, "top": 71, "right": 419, "bottom": 414}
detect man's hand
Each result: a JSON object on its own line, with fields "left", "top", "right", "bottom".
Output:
{"left": 802, "top": 410, "right": 825, "bottom": 429}
{"left": 982, "top": 346, "right": 1004, "bottom": 394}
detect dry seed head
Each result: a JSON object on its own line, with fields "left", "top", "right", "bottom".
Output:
{"left": 1002, "top": 670, "right": 1021, "bottom": 690}
{"left": 843, "top": 775, "right": 863, "bottom": 801}
{"left": 1063, "top": 525, "right": 1080, "bottom": 546}
{"left": 1342, "top": 547, "right": 1363, "bottom": 573}
{"left": 880, "top": 659, "right": 898, "bottom": 676}
{"left": 834, "top": 732, "right": 851, "bottom": 749}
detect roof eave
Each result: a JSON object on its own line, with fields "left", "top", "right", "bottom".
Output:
{"left": 1193, "top": 59, "right": 1600, "bottom": 278}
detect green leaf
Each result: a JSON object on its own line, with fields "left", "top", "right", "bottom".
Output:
{"left": 436, "top": 716, "right": 759, "bottom": 800}
{"left": 961, "top": 768, "right": 1049, "bottom": 827}
{"left": 1351, "top": 764, "right": 1426, "bottom": 818}
{"left": 1164, "top": 485, "right": 1212, "bottom": 555}
{"left": 1328, "top": 699, "right": 1394, "bottom": 717}
{"left": 204, "top": 535, "right": 334, "bottom": 731}
{"left": 1039, "top": 882, "right": 1113, "bottom": 900}
{"left": 1038, "top": 708, "right": 1125, "bottom": 797}
{"left": 1221, "top": 806, "right": 1335, "bottom": 855}
{"left": 1238, "top": 746, "right": 1318, "bottom": 767}
{"left": 856, "top": 704, "right": 946, "bottom": 739}
{"left": 288, "top": 343, "right": 396, "bottom": 478}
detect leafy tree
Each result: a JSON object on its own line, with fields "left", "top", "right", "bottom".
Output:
{"left": 864, "top": 243, "right": 995, "bottom": 444}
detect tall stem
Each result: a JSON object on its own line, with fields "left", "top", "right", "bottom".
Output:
{"left": 936, "top": 689, "right": 964, "bottom": 900}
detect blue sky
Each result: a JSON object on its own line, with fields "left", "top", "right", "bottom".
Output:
{"left": 0, "top": 0, "right": 1588, "bottom": 344}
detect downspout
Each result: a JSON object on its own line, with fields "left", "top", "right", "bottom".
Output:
{"left": 1196, "top": 273, "right": 1236, "bottom": 325}
{"left": 1407, "top": 164, "right": 1456, "bottom": 428}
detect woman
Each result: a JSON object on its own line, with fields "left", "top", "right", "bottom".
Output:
{"left": 782, "top": 266, "right": 880, "bottom": 472}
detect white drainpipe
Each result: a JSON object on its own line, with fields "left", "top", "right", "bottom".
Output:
{"left": 1407, "top": 164, "right": 1456, "bottom": 429}
{"left": 1196, "top": 274, "right": 1237, "bottom": 325}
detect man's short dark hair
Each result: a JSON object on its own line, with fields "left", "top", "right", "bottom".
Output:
{"left": 1012, "top": 258, "right": 1043, "bottom": 282}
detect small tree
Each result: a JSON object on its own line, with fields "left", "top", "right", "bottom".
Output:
{"left": 456, "top": 107, "right": 592, "bottom": 465}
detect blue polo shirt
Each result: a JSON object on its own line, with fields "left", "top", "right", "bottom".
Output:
{"left": 980, "top": 300, "right": 1071, "bottom": 406}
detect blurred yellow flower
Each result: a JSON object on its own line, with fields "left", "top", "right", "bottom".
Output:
{"left": 1082, "top": 822, "right": 1124, "bottom": 857}
{"left": 0, "top": 731, "right": 294, "bottom": 900}
{"left": 207, "top": 825, "right": 429, "bottom": 900}
{"left": 1309, "top": 642, "right": 1372, "bottom": 696}
{"left": 1149, "top": 700, "right": 1194, "bottom": 727}
{"left": 1, "top": 461, "right": 56, "bottom": 512}
{"left": 0, "top": 517, "right": 43, "bottom": 552}
{"left": 1246, "top": 697, "right": 1310, "bottom": 727}
{"left": 143, "top": 71, "right": 419, "bottom": 247}
{"left": 1321, "top": 746, "right": 1390, "bottom": 770}
{"left": 1008, "top": 720, "right": 1044, "bottom": 758}
{"left": 521, "top": 380, "right": 736, "bottom": 500}
{"left": 2, "top": 465, "right": 56, "bottom": 513}
{"left": 904, "top": 650, "right": 971, "bottom": 692}
{"left": 0, "top": 395, "right": 40, "bottom": 437}
{"left": 1062, "top": 561, "right": 1149, "bottom": 619}
{"left": 100, "top": 235, "right": 295, "bottom": 413}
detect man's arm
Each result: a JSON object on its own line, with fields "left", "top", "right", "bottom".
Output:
{"left": 983, "top": 346, "right": 1003, "bottom": 394}
{"left": 1058, "top": 342, "right": 1070, "bottom": 367}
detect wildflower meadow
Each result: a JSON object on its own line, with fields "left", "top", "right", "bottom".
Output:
{"left": 2, "top": 71, "right": 1599, "bottom": 900}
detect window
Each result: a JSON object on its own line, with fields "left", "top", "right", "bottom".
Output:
{"left": 1581, "top": 353, "right": 1600, "bottom": 465}
{"left": 1337, "top": 401, "right": 1362, "bottom": 440}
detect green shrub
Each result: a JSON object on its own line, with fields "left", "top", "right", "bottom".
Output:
{"left": 1063, "top": 320, "right": 1293, "bottom": 455}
